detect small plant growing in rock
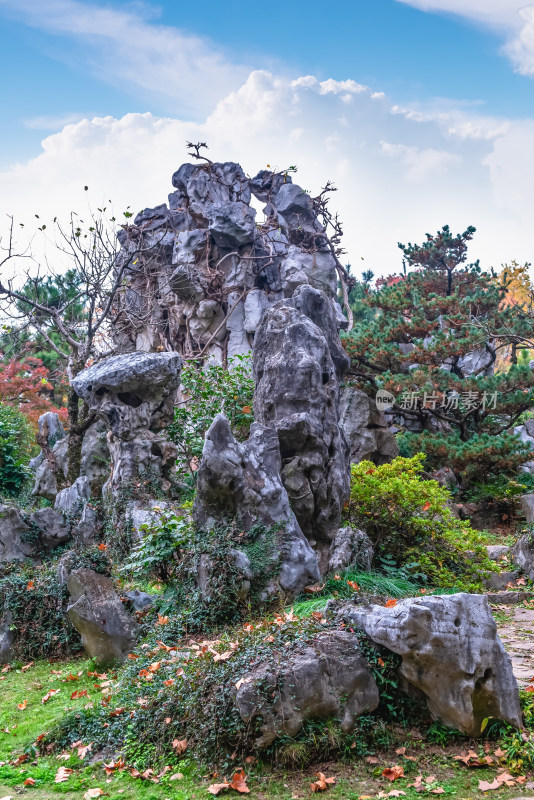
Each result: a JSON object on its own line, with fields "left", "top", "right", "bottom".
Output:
{"left": 169, "top": 355, "right": 254, "bottom": 481}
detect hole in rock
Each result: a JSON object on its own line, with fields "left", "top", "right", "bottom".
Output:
{"left": 117, "top": 391, "right": 143, "bottom": 408}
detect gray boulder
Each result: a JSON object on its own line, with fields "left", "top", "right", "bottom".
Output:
{"left": 207, "top": 202, "right": 257, "bottom": 249}
{"left": 67, "top": 568, "right": 139, "bottom": 666}
{"left": 513, "top": 532, "right": 534, "bottom": 581}
{"left": 328, "top": 527, "right": 374, "bottom": 574}
{"left": 55, "top": 476, "right": 91, "bottom": 516}
{"left": 29, "top": 508, "right": 70, "bottom": 549}
{"left": 521, "top": 494, "right": 534, "bottom": 523}
{"left": 0, "top": 505, "right": 33, "bottom": 563}
{"left": 0, "top": 612, "right": 14, "bottom": 663}
{"left": 342, "top": 593, "right": 522, "bottom": 737}
{"left": 124, "top": 589, "right": 156, "bottom": 611}
{"left": 194, "top": 414, "right": 320, "bottom": 599}
{"left": 340, "top": 387, "right": 399, "bottom": 465}
{"left": 253, "top": 299, "right": 349, "bottom": 553}
{"left": 235, "top": 630, "right": 379, "bottom": 747}
{"left": 280, "top": 245, "right": 338, "bottom": 298}
{"left": 486, "top": 544, "right": 511, "bottom": 561}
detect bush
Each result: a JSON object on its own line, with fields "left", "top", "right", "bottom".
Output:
{"left": 346, "top": 455, "right": 496, "bottom": 589}
{"left": 0, "top": 402, "right": 34, "bottom": 496}
{"left": 168, "top": 355, "right": 254, "bottom": 481}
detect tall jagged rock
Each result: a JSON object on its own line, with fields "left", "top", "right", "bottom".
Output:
{"left": 340, "top": 387, "right": 399, "bottom": 464}
{"left": 71, "top": 352, "right": 182, "bottom": 495}
{"left": 193, "top": 414, "right": 320, "bottom": 599}
{"left": 111, "top": 161, "right": 344, "bottom": 363}
{"left": 253, "top": 293, "right": 349, "bottom": 563}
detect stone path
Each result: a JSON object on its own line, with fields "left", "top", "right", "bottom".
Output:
{"left": 496, "top": 604, "right": 534, "bottom": 687}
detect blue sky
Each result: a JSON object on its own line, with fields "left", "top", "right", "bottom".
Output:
{"left": 0, "top": 0, "right": 533, "bottom": 274}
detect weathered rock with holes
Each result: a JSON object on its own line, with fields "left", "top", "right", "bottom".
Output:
{"left": 80, "top": 418, "right": 110, "bottom": 495}
{"left": 521, "top": 493, "right": 534, "bottom": 523}
{"left": 253, "top": 298, "right": 349, "bottom": 561}
{"left": 72, "top": 352, "right": 182, "bottom": 494}
{"left": 234, "top": 630, "right": 379, "bottom": 747}
{"left": 513, "top": 532, "right": 534, "bottom": 581}
{"left": 328, "top": 527, "right": 374, "bottom": 574}
{"left": 67, "top": 568, "right": 139, "bottom": 665}
{"left": 55, "top": 476, "right": 91, "bottom": 516}
{"left": 29, "top": 508, "right": 70, "bottom": 549}
{"left": 339, "top": 387, "right": 399, "bottom": 465}
{"left": 194, "top": 414, "right": 320, "bottom": 599}
{"left": 0, "top": 505, "right": 33, "bottom": 563}
{"left": 341, "top": 593, "right": 522, "bottom": 736}
{"left": 0, "top": 611, "right": 14, "bottom": 663}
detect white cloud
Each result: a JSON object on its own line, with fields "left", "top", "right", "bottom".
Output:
{"left": 0, "top": 71, "right": 532, "bottom": 279}
{"left": 0, "top": 0, "right": 248, "bottom": 116}
{"left": 395, "top": 0, "right": 534, "bottom": 78}
{"left": 24, "top": 112, "right": 93, "bottom": 130}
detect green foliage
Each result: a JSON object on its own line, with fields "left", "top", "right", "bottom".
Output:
{"left": 397, "top": 429, "right": 531, "bottom": 483}
{"left": 346, "top": 455, "right": 496, "bottom": 589}
{"left": 0, "top": 564, "right": 82, "bottom": 660}
{"left": 123, "top": 509, "right": 190, "bottom": 583}
{"left": 0, "top": 402, "right": 34, "bottom": 496}
{"left": 343, "top": 225, "right": 534, "bottom": 486}
{"left": 168, "top": 355, "right": 254, "bottom": 480}
{"left": 123, "top": 511, "right": 281, "bottom": 629}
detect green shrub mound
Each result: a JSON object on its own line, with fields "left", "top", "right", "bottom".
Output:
{"left": 0, "top": 402, "right": 34, "bottom": 497}
{"left": 346, "top": 455, "right": 497, "bottom": 590}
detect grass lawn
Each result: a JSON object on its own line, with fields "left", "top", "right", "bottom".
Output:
{"left": 0, "top": 659, "right": 533, "bottom": 800}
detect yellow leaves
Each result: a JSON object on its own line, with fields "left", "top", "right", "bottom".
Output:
{"left": 311, "top": 772, "right": 336, "bottom": 792}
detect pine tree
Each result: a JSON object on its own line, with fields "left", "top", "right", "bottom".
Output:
{"left": 343, "top": 225, "right": 534, "bottom": 485}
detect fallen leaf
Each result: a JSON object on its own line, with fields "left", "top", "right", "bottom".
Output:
{"left": 382, "top": 765, "right": 404, "bottom": 782}
{"left": 156, "top": 614, "right": 169, "bottom": 626}
{"left": 21, "top": 662, "right": 34, "bottom": 671}
{"left": 311, "top": 772, "right": 336, "bottom": 792}
{"left": 229, "top": 770, "right": 250, "bottom": 794}
{"left": 55, "top": 767, "right": 73, "bottom": 783}
{"left": 77, "top": 743, "right": 93, "bottom": 758}
{"left": 41, "top": 689, "right": 60, "bottom": 704}
{"left": 304, "top": 584, "right": 325, "bottom": 594}
{"left": 26, "top": 580, "right": 35, "bottom": 590}
{"left": 395, "top": 747, "right": 406, "bottom": 755}
{"left": 422, "top": 502, "right": 431, "bottom": 512}
{"left": 172, "top": 738, "right": 188, "bottom": 754}
{"left": 384, "top": 598, "right": 398, "bottom": 608}
{"left": 17, "top": 700, "right": 27, "bottom": 710}
{"left": 71, "top": 690, "right": 88, "bottom": 699}
{"left": 478, "top": 779, "right": 501, "bottom": 792}
{"left": 431, "top": 790, "right": 445, "bottom": 795}
{"left": 170, "top": 773, "right": 184, "bottom": 781}
{"left": 23, "top": 778, "right": 36, "bottom": 786}
{"left": 347, "top": 580, "right": 360, "bottom": 591}
{"left": 84, "top": 789, "right": 105, "bottom": 800}
{"left": 208, "top": 783, "right": 231, "bottom": 795}
{"left": 388, "top": 792, "right": 406, "bottom": 798}
{"left": 366, "top": 756, "right": 379, "bottom": 764}
{"left": 493, "top": 747, "right": 505, "bottom": 758}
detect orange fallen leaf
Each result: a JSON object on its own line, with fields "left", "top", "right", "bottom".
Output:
{"left": 172, "top": 738, "right": 187, "bottom": 754}
{"left": 384, "top": 599, "right": 398, "bottom": 608}
{"left": 98, "top": 543, "right": 107, "bottom": 551}
{"left": 422, "top": 502, "right": 431, "bottom": 512}
{"left": 156, "top": 614, "right": 169, "bottom": 626}
{"left": 347, "top": 580, "right": 360, "bottom": 591}
{"left": 311, "top": 772, "right": 336, "bottom": 792}
{"left": 382, "top": 765, "right": 404, "bottom": 782}
{"left": 21, "top": 662, "right": 34, "bottom": 671}
{"left": 84, "top": 789, "right": 105, "bottom": 800}
{"left": 26, "top": 580, "right": 35, "bottom": 590}
{"left": 23, "top": 778, "right": 35, "bottom": 786}
{"left": 71, "top": 690, "right": 88, "bottom": 699}
{"left": 304, "top": 584, "right": 325, "bottom": 594}
{"left": 41, "top": 689, "right": 60, "bottom": 704}
{"left": 55, "top": 767, "right": 73, "bottom": 783}
{"left": 17, "top": 700, "right": 27, "bottom": 710}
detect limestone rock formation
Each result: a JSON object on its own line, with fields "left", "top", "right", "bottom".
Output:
{"left": 55, "top": 476, "right": 91, "bottom": 515}
{"left": 67, "top": 568, "right": 139, "bottom": 665}
{"left": 0, "top": 505, "right": 33, "bottom": 563}
{"left": 31, "top": 414, "right": 110, "bottom": 501}
{"left": 194, "top": 414, "right": 320, "bottom": 599}
{"left": 341, "top": 593, "right": 522, "bottom": 736}
{"left": 111, "top": 160, "right": 345, "bottom": 364}
{"left": 328, "top": 527, "right": 374, "bottom": 573}
{"left": 72, "top": 351, "right": 182, "bottom": 494}
{"left": 339, "top": 387, "right": 399, "bottom": 465}
{"left": 513, "top": 533, "right": 534, "bottom": 581}
{"left": 29, "top": 509, "right": 70, "bottom": 549}
{"left": 520, "top": 493, "right": 534, "bottom": 523}
{"left": 234, "top": 630, "right": 379, "bottom": 747}
{"left": 253, "top": 297, "right": 349, "bottom": 557}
